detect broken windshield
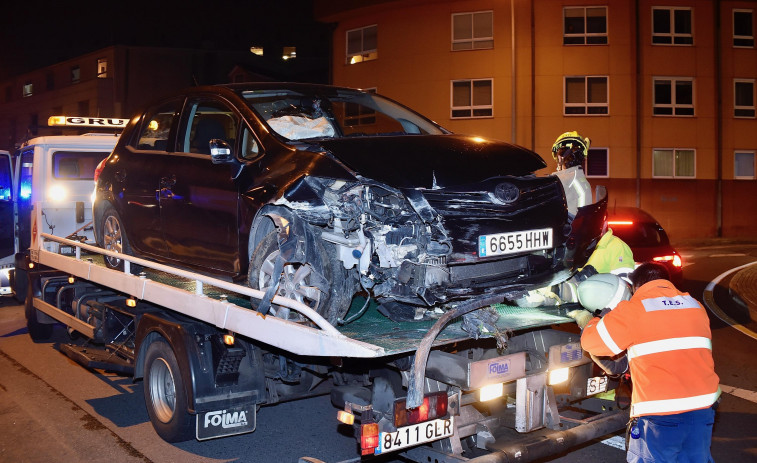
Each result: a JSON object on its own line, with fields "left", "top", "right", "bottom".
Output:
{"left": 241, "top": 89, "right": 446, "bottom": 141}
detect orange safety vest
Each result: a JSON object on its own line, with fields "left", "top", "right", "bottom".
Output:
{"left": 581, "top": 279, "right": 721, "bottom": 418}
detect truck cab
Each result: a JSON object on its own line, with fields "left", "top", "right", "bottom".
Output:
{"left": 8, "top": 116, "right": 126, "bottom": 301}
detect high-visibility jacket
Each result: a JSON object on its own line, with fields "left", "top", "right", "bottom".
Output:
{"left": 583, "top": 228, "right": 634, "bottom": 274}
{"left": 581, "top": 279, "right": 720, "bottom": 418}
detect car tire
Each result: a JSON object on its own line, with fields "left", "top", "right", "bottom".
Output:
{"left": 143, "top": 339, "right": 194, "bottom": 443}
{"left": 24, "top": 280, "right": 53, "bottom": 342}
{"left": 99, "top": 206, "right": 141, "bottom": 274}
{"left": 249, "top": 230, "right": 346, "bottom": 324}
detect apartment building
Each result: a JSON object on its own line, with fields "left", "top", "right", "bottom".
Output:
{"left": 0, "top": 44, "right": 328, "bottom": 153}
{"left": 316, "top": 0, "right": 757, "bottom": 239}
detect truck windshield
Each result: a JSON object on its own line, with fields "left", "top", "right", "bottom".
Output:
{"left": 241, "top": 89, "right": 447, "bottom": 141}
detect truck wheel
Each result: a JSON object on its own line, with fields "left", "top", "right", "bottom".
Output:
{"left": 143, "top": 339, "right": 193, "bottom": 442}
{"left": 24, "top": 282, "right": 52, "bottom": 341}
{"left": 249, "top": 230, "right": 336, "bottom": 324}
{"left": 100, "top": 206, "right": 140, "bottom": 274}
{"left": 12, "top": 266, "right": 27, "bottom": 304}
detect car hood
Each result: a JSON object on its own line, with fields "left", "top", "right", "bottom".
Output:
{"left": 315, "top": 135, "right": 547, "bottom": 189}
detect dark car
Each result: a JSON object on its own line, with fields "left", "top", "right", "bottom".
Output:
{"left": 93, "top": 83, "right": 606, "bottom": 324}
{"left": 607, "top": 206, "right": 683, "bottom": 286}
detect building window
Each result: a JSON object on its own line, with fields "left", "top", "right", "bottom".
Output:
{"left": 23, "top": 82, "right": 33, "bottom": 97}
{"left": 71, "top": 65, "right": 80, "bottom": 83}
{"left": 97, "top": 58, "right": 108, "bottom": 78}
{"left": 564, "top": 6, "right": 608, "bottom": 45}
{"left": 346, "top": 25, "right": 377, "bottom": 64}
{"left": 250, "top": 46, "right": 264, "bottom": 56}
{"left": 30, "top": 114, "right": 38, "bottom": 136}
{"left": 586, "top": 148, "right": 609, "bottom": 177}
{"left": 735, "top": 79, "right": 755, "bottom": 118}
{"left": 564, "top": 76, "right": 608, "bottom": 115}
{"left": 451, "top": 79, "right": 493, "bottom": 118}
{"left": 735, "top": 151, "right": 755, "bottom": 179}
{"left": 653, "top": 148, "right": 696, "bottom": 178}
{"left": 452, "top": 11, "right": 494, "bottom": 50}
{"left": 282, "top": 47, "right": 297, "bottom": 60}
{"left": 734, "top": 9, "right": 754, "bottom": 47}
{"left": 652, "top": 7, "right": 693, "bottom": 45}
{"left": 653, "top": 78, "right": 694, "bottom": 116}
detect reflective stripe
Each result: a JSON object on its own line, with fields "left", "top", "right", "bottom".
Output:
{"left": 627, "top": 336, "right": 712, "bottom": 360}
{"left": 597, "top": 318, "right": 623, "bottom": 355}
{"left": 631, "top": 388, "right": 721, "bottom": 417}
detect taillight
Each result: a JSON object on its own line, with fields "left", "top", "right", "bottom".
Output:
{"left": 360, "top": 422, "right": 379, "bottom": 455}
{"left": 393, "top": 391, "right": 448, "bottom": 427}
{"left": 93, "top": 157, "right": 107, "bottom": 183}
{"left": 653, "top": 254, "right": 683, "bottom": 268}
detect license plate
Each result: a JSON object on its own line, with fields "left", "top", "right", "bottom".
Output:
{"left": 587, "top": 376, "right": 609, "bottom": 395}
{"left": 478, "top": 228, "right": 553, "bottom": 257}
{"left": 375, "top": 416, "right": 455, "bottom": 455}
{"left": 196, "top": 404, "right": 256, "bottom": 440}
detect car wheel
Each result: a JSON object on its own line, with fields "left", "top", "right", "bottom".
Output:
{"left": 100, "top": 206, "right": 140, "bottom": 273}
{"left": 24, "top": 280, "right": 53, "bottom": 341}
{"left": 249, "top": 230, "right": 337, "bottom": 324}
{"left": 143, "top": 339, "right": 194, "bottom": 442}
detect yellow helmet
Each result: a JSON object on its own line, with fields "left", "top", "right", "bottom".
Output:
{"left": 551, "top": 131, "right": 590, "bottom": 157}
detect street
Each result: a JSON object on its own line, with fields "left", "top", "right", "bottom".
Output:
{"left": 1, "top": 240, "right": 756, "bottom": 463}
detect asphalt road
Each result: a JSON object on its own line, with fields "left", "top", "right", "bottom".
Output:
{"left": 1, "top": 241, "right": 756, "bottom": 463}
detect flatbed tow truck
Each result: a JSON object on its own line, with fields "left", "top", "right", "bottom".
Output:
{"left": 14, "top": 119, "right": 629, "bottom": 462}
{"left": 22, "top": 210, "right": 629, "bottom": 462}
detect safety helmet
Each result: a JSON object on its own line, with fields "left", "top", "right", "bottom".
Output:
{"left": 577, "top": 273, "right": 631, "bottom": 313}
{"left": 551, "top": 131, "right": 591, "bottom": 169}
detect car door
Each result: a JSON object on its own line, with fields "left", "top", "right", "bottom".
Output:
{"left": 117, "top": 99, "right": 183, "bottom": 258}
{"left": 159, "top": 97, "right": 241, "bottom": 274}
{"left": 0, "top": 151, "right": 13, "bottom": 260}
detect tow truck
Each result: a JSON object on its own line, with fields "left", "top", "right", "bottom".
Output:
{"left": 12, "top": 120, "right": 629, "bottom": 461}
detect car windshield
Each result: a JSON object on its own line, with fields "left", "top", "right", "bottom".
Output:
{"left": 611, "top": 222, "right": 669, "bottom": 247}
{"left": 241, "top": 89, "right": 446, "bottom": 141}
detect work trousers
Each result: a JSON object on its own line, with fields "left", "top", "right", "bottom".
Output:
{"left": 627, "top": 406, "right": 716, "bottom": 463}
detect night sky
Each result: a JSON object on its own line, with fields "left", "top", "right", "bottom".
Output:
{"left": 0, "top": 0, "right": 324, "bottom": 80}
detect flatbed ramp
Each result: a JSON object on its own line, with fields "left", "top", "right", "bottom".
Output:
{"left": 33, "top": 233, "right": 573, "bottom": 359}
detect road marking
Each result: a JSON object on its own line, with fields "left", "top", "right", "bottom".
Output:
{"left": 601, "top": 435, "right": 626, "bottom": 450}
{"left": 703, "top": 261, "right": 757, "bottom": 342}
{"left": 720, "top": 384, "right": 757, "bottom": 404}
{"left": 709, "top": 253, "right": 747, "bottom": 258}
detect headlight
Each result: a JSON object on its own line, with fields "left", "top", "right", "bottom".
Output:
{"left": 48, "top": 184, "right": 68, "bottom": 202}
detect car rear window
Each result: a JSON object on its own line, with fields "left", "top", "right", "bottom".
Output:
{"left": 610, "top": 222, "right": 669, "bottom": 247}
{"left": 52, "top": 151, "right": 110, "bottom": 180}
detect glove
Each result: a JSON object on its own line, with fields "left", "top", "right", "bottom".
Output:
{"left": 567, "top": 309, "right": 594, "bottom": 330}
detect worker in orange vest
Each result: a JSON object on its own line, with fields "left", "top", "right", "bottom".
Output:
{"left": 570, "top": 262, "right": 720, "bottom": 462}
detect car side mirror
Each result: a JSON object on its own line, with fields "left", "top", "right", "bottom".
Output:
{"left": 210, "top": 139, "right": 233, "bottom": 164}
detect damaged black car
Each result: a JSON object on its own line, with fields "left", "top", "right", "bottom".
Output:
{"left": 93, "top": 83, "right": 606, "bottom": 325}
